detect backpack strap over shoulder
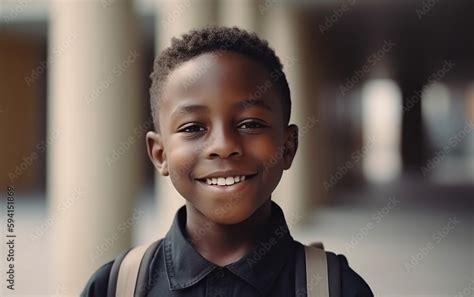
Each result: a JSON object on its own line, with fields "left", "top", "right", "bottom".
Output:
{"left": 107, "top": 239, "right": 163, "bottom": 297}
{"left": 107, "top": 250, "right": 129, "bottom": 297}
{"left": 304, "top": 242, "right": 330, "bottom": 297}
{"left": 115, "top": 243, "right": 150, "bottom": 297}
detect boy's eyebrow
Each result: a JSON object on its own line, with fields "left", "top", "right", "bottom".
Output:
{"left": 171, "top": 98, "right": 273, "bottom": 118}
{"left": 235, "top": 98, "right": 273, "bottom": 112}
{"left": 171, "top": 103, "right": 208, "bottom": 117}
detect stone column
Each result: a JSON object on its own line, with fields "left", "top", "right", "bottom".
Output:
{"left": 154, "top": 0, "right": 218, "bottom": 237}
{"left": 48, "top": 0, "right": 142, "bottom": 294}
{"left": 218, "top": 0, "right": 259, "bottom": 33}
{"left": 262, "top": 4, "right": 328, "bottom": 227}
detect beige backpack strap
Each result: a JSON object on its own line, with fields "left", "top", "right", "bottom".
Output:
{"left": 115, "top": 243, "right": 151, "bottom": 297}
{"left": 304, "top": 244, "right": 329, "bottom": 297}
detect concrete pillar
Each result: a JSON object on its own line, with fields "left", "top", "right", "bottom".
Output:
{"left": 218, "top": 0, "right": 259, "bottom": 33}
{"left": 154, "top": 0, "right": 218, "bottom": 237}
{"left": 361, "top": 79, "right": 402, "bottom": 183}
{"left": 262, "top": 4, "right": 327, "bottom": 227}
{"left": 157, "top": 0, "right": 218, "bottom": 50}
{"left": 48, "top": 0, "right": 142, "bottom": 294}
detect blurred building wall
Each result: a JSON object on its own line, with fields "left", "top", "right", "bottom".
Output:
{"left": 0, "top": 32, "right": 44, "bottom": 190}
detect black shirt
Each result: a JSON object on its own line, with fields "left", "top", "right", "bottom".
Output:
{"left": 81, "top": 201, "right": 374, "bottom": 297}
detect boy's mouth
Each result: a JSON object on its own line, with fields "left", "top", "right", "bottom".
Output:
{"left": 196, "top": 173, "right": 257, "bottom": 187}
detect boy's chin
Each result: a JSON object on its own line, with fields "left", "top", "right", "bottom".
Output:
{"left": 205, "top": 207, "right": 256, "bottom": 225}
{"left": 211, "top": 214, "right": 253, "bottom": 225}
{"left": 193, "top": 202, "right": 262, "bottom": 226}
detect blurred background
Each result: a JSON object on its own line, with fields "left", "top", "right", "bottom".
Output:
{"left": 1, "top": 0, "right": 473, "bottom": 296}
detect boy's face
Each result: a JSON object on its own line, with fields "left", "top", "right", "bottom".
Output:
{"left": 147, "top": 51, "right": 298, "bottom": 225}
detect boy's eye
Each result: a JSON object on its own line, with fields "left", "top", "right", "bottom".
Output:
{"left": 238, "top": 121, "right": 267, "bottom": 129}
{"left": 178, "top": 124, "right": 206, "bottom": 133}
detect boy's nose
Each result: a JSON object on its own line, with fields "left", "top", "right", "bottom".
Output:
{"left": 205, "top": 126, "right": 243, "bottom": 159}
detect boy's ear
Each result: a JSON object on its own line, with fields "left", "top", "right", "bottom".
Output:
{"left": 146, "top": 131, "right": 169, "bottom": 176}
{"left": 283, "top": 124, "right": 298, "bottom": 170}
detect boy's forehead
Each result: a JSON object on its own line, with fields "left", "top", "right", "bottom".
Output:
{"left": 162, "top": 51, "right": 274, "bottom": 99}
{"left": 157, "top": 51, "right": 285, "bottom": 130}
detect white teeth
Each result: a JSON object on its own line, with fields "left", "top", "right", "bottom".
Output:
{"left": 203, "top": 175, "right": 249, "bottom": 186}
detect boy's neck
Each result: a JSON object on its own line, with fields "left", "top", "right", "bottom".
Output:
{"left": 185, "top": 199, "right": 272, "bottom": 267}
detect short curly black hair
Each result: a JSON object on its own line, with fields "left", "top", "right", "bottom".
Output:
{"left": 149, "top": 26, "right": 291, "bottom": 131}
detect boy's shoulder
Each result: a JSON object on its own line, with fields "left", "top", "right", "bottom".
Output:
{"left": 294, "top": 241, "right": 374, "bottom": 297}
{"left": 326, "top": 251, "right": 374, "bottom": 296}
{"left": 82, "top": 240, "right": 373, "bottom": 297}
{"left": 80, "top": 260, "right": 114, "bottom": 297}
{"left": 80, "top": 239, "right": 164, "bottom": 297}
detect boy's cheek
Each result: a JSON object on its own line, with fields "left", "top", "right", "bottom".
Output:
{"left": 245, "top": 134, "right": 280, "bottom": 151}
{"left": 258, "top": 138, "right": 287, "bottom": 160}
{"left": 167, "top": 161, "right": 189, "bottom": 182}
{"left": 261, "top": 146, "right": 287, "bottom": 172}
{"left": 167, "top": 152, "right": 198, "bottom": 181}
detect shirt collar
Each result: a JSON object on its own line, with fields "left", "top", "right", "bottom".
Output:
{"left": 164, "top": 201, "right": 294, "bottom": 295}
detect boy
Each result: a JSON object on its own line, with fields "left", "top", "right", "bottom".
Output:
{"left": 81, "top": 26, "right": 373, "bottom": 296}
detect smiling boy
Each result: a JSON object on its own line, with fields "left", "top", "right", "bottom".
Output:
{"left": 81, "top": 26, "right": 373, "bottom": 297}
